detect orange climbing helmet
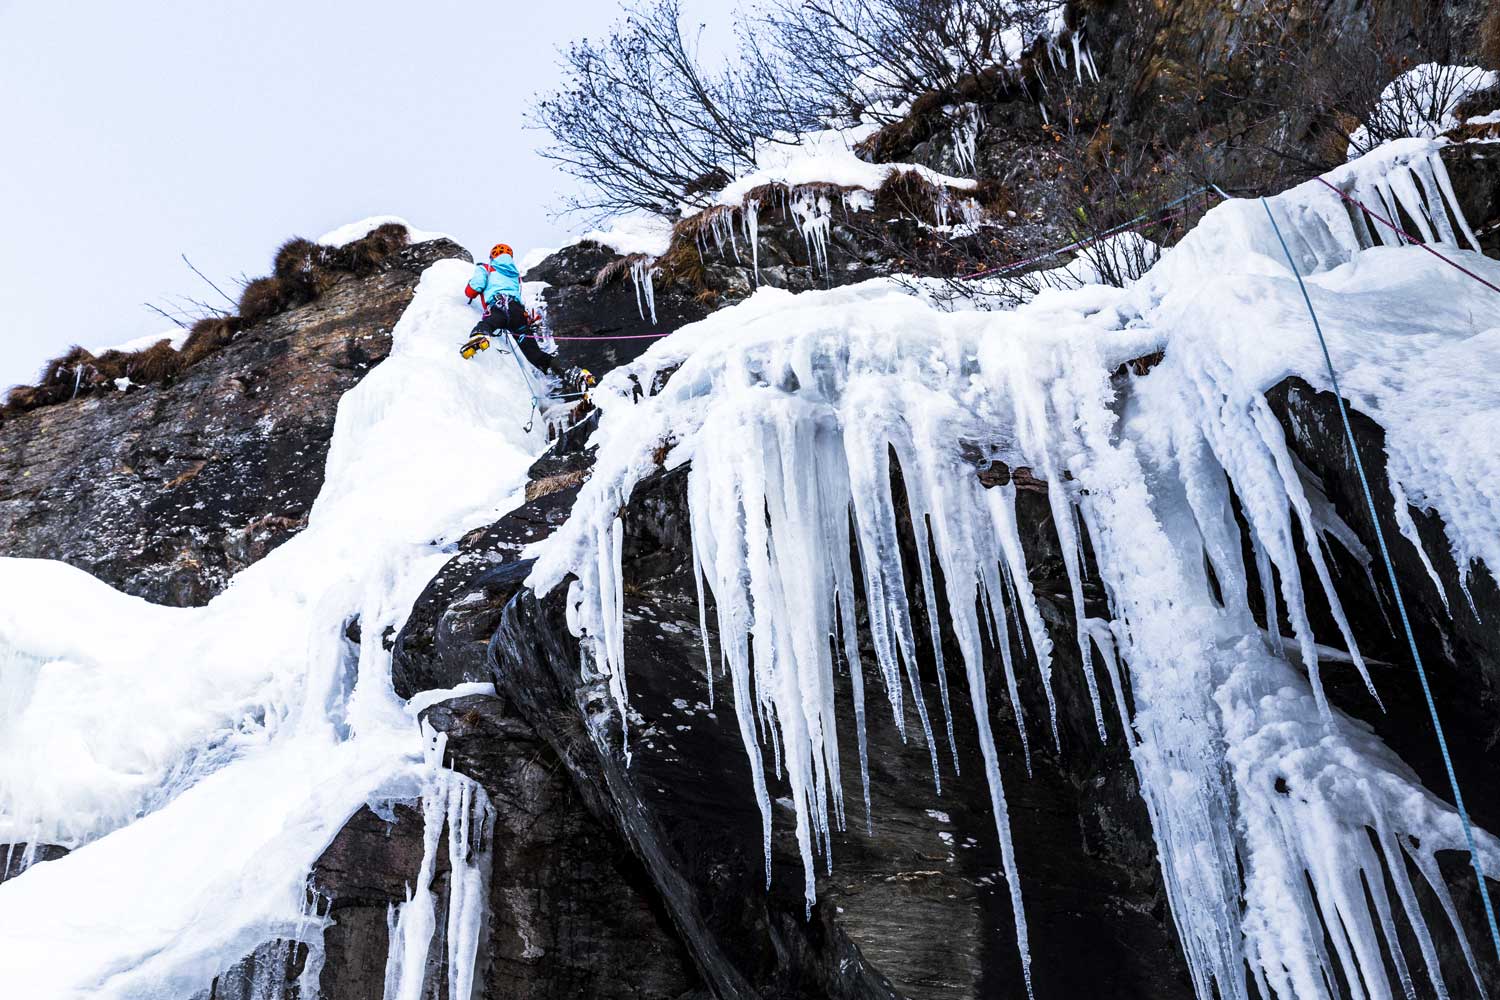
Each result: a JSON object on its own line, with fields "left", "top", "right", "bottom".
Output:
{"left": 490, "top": 242, "right": 514, "bottom": 260}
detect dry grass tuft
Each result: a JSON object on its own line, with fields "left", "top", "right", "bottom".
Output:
{"left": 650, "top": 435, "right": 675, "bottom": 468}
{"left": 180, "top": 317, "right": 240, "bottom": 364}
{"left": 592, "top": 253, "right": 651, "bottom": 290}
{"left": 877, "top": 169, "right": 947, "bottom": 223}
{"left": 238, "top": 276, "right": 288, "bottom": 325}
{"left": 125, "top": 340, "right": 185, "bottom": 383}
{"left": 972, "top": 177, "right": 1014, "bottom": 217}
{"left": 657, "top": 236, "right": 709, "bottom": 293}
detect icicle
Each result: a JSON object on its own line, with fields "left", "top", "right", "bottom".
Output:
{"left": 790, "top": 188, "right": 833, "bottom": 275}
{"left": 382, "top": 726, "right": 495, "bottom": 1000}
{"left": 1430, "top": 153, "right": 1482, "bottom": 251}
{"left": 524, "top": 143, "right": 1500, "bottom": 1000}
{"left": 743, "top": 198, "right": 761, "bottom": 285}
{"left": 630, "top": 257, "right": 660, "bottom": 326}
{"left": 948, "top": 103, "right": 981, "bottom": 176}
{"left": 1387, "top": 478, "right": 1450, "bottom": 613}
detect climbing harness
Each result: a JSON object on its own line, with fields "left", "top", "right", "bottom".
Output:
{"left": 1261, "top": 196, "right": 1500, "bottom": 960}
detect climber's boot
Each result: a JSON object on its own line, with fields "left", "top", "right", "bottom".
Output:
{"left": 562, "top": 366, "right": 595, "bottom": 397}
{"left": 460, "top": 334, "right": 491, "bottom": 360}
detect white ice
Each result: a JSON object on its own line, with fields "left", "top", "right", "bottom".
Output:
{"left": 0, "top": 257, "right": 541, "bottom": 997}
{"left": 1347, "top": 63, "right": 1499, "bottom": 159}
{"left": 530, "top": 136, "right": 1500, "bottom": 1000}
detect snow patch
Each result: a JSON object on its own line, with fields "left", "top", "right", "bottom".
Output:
{"left": 714, "top": 127, "right": 976, "bottom": 207}
{"left": 317, "top": 215, "right": 449, "bottom": 248}
{"left": 578, "top": 213, "right": 675, "bottom": 258}
{"left": 91, "top": 328, "right": 189, "bottom": 356}
{"left": 1348, "top": 63, "right": 1499, "bottom": 159}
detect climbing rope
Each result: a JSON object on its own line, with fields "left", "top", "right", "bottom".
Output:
{"left": 549, "top": 332, "right": 670, "bottom": 342}
{"left": 1261, "top": 196, "right": 1500, "bottom": 960}
{"left": 499, "top": 332, "right": 544, "bottom": 434}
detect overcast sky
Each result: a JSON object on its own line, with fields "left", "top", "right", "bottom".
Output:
{"left": 0, "top": 0, "right": 727, "bottom": 391}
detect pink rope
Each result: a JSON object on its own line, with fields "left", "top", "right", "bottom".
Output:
{"left": 547, "top": 332, "right": 671, "bottom": 341}
{"left": 1314, "top": 176, "right": 1500, "bottom": 295}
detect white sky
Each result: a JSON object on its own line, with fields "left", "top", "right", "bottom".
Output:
{"left": 0, "top": 0, "right": 732, "bottom": 391}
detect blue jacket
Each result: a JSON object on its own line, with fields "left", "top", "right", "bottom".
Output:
{"left": 467, "top": 253, "right": 523, "bottom": 307}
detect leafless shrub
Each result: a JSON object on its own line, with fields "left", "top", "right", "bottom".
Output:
{"left": 753, "top": 0, "right": 1066, "bottom": 126}
{"left": 531, "top": 0, "right": 784, "bottom": 219}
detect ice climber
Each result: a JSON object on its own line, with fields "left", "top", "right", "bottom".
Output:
{"left": 463, "top": 242, "right": 592, "bottom": 393}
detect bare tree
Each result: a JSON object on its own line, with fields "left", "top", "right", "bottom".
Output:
{"left": 755, "top": 0, "right": 1067, "bottom": 126}
{"left": 532, "top": 0, "right": 1074, "bottom": 220}
{"left": 531, "top": 0, "right": 786, "bottom": 219}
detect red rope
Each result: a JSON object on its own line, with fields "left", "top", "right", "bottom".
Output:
{"left": 1313, "top": 176, "right": 1500, "bottom": 295}
{"left": 547, "top": 332, "right": 671, "bottom": 341}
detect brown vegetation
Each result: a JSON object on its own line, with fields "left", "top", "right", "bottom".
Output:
{"left": 237, "top": 277, "right": 288, "bottom": 325}
{"left": 876, "top": 169, "right": 949, "bottom": 224}
{"left": 125, "top": 340, "right": 186, "bottom": 383}
{"left": 180, "top": 317, "right": 241, "bottom": 365}
{"left": 3, "top": 223, "right": 414, "bottom": 418}
{"left": 592, "top": 253, "right": 653, "bottom": 290}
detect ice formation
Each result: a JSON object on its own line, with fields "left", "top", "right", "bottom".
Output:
{"left": 383, "top": 724, "right": 495, "bottom": 1000}
{"left": 0, "top": 259, "right": 541, "bottom": 997}
{"left": 530, "top": 137, "right": 1500, "bottom": 998}
{"left": 630, "top": 256, "right": 661, "bottom": 325}
{"left": 949, "top": 103, "right": 982, "bottom": 176}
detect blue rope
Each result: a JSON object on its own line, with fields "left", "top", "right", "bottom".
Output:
{"left": 1261, "top": 197, "right": 1500, "bottom": 959}
{"left": 500, "top": 332, "right": 543, "bottom": 433}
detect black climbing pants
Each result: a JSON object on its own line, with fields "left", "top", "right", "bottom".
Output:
{"left": 471, "top": 297, "right": 567, "bottom": 379}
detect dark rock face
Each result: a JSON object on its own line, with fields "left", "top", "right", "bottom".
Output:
{"left": 426, "top": 694, "right": 703, "bottom": 1000}
{"left": 0, "top": 238, "right": 470, "bottom": 606}
{"left": 528, "top": 244, "right": 713, "bottom": 378}
{"left": 0, "top": 844, "right": 68, "bottom": 885}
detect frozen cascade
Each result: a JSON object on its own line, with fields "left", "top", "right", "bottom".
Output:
{"left": 0, "top": 257, "right": 540, "bottom": 997}
{"left": 530, "top": 137, "right": 1500, "bottom": 998}
{"left": 790, "top": 189, "right": 834, "bottom": 274}
{"left": 949, "top": 103, "right": 982, "bottom": 176}
{"left": 630, "top": 256, "right": 661, "bottom": 326}
{"left": 742, "top": 198, "right": 761, "bottom": 284}
{"left": 382, "top": 724, "right": 495, "bottom": 1000}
